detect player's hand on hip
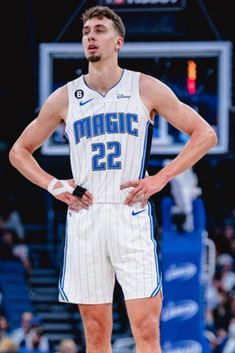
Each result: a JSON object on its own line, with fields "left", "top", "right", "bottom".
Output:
{"left": 120, "top": 175, "right": 166, "bottom": 208}
{"left": 47, "top": 178, "right": 93, "bottom": 211}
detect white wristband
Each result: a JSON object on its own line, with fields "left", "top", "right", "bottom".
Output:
{"left": 47, "top": 178, "right": 75, "bottom": 196}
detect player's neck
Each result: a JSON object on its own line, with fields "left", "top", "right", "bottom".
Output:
{"left": 85, "top": 63, "right": 123, "bottom": 95}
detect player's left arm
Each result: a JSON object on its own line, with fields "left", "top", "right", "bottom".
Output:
{"left": 121, "top": 73, "right": 218, "bottom": 207}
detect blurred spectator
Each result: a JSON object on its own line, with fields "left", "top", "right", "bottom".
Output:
{"left": 57, "top": 339, "right": 77, "bottom": 353}
{"left": 11, "top": 312, "right": 33, "bottom": 347}
{"left": 11, "top": 313, "right": 50, "bottom": 353}
{"left": 27, "top": 320, "right": 50, "bottom": 353}
{"left": 223, "top": 224, "right": 235, "bottom": 241}
{"left": 163, "top": 160, "right": 201, "bottom": 232}
{"left": 0, "top": 315, "right": 10, "bottom": 340}
{"left": 216, "top": 328, "right": 228, "bottom": 353}
{"left": 228, "top": 238, "right": 235, "bottom": 258}
{"left": 0, "top": 338, "right": 18, "bottom": 353}
{"left": 0, "top": 228, "right": 21, "bottom": 261}
{"left": 204, "top": 330, "right": 218, "bottom": 353}
{"left": 0, "top": 215, "right": 5, "bottom": 233}
{"left": 19, "top": 327, "right": 50, "bottom": 353}
{"left": 0, "top": 228, "right": 31, "bottom": 275}
{"left": 229, "top": 297, "right": 235, "bottom": 318}
{"left": 215, "top": 224, "right": 235, "bottom": 255}
{"left": 217, "top": 254, "right": 235, "bottom": 292}
{"left": 212, "top": 290, "right": 231, "bottom": 330}
{"left": 205, "top": 308, "right": 216, "bottom": 333}
{"left": 206, "top": 212, "right": 235, "bottom": 351}
{"left": 0, "top": 195, "right": 25, "bottom": 240}
{"left": 0, "top": 290, "right": 2, "bottom": 309}
{"left": 222, "top": 318, "right": 235, "bottom": 353}
{"left": 206, "top": 277, "right": 222, "bottom": 311}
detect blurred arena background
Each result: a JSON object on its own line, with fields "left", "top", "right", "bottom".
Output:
{"left": 0, "top": 1, "right": 235, "bottom": 352}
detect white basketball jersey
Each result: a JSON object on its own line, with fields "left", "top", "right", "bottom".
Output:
{"left": 65, "top": 69, "right": 153, "bottom": 203}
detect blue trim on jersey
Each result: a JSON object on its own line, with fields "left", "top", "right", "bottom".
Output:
{"left": 63, "top": 131, "right": 69, "bottom": 143}
{"left": 147, "top": 201, "right": 161, "bottom": 297}
{"left": 59, "top": 282, "right": 68, "bottom": 301}
{"left": 151, "top": 279, "right": 162, "bottom": 297}
{"left": 82, "top": 69, "right": 125, "bottom": 97}
{"left": 58, "top": 224, "right": 69, "bottom": 301}
{"left": 139, "top": 121, "right": 150, "bottom": 179}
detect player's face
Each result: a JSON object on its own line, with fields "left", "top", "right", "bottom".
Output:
{"left": 82, "top": 17, "right": 123, "bottom": 62}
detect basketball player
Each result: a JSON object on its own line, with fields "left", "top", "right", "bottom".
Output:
{"left": 9, "top": 6, "right": 217, "bottom": 353}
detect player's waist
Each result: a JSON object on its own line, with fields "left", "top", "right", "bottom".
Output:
{"left": 76, "top": 185, "right": 130, "bottom": 204}
{"left": 93, "top": 190, "right": 128, "bottom": 204}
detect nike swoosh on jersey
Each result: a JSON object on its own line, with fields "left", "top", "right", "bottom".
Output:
{"left": 79, "top": 98, "right": 94, "bottom": 106}
{"left": 132, "top": 209, "right": 145, "bottom": 216}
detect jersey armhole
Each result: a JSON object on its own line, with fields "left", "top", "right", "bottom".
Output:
{"left": 64, "top": 81, "right": 73, "bottom": 134}
{"left": 136, "top": 72, "right": 154, "bottom": 125}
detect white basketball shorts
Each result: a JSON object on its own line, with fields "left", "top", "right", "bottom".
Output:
{"left": 58, "top": 201, "right": 162, "bottom": 304}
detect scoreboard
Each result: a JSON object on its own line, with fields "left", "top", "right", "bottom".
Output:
{"left": 97, "top": 0, "right": 187, "bottom": 12}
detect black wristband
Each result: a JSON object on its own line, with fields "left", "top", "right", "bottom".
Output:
{"left": 73, "top": 185, "right": 87, "bottom": 198}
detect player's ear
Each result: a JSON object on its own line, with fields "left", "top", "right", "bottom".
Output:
{"left": 115, "top": 36, "right": 124, "bottom": 51}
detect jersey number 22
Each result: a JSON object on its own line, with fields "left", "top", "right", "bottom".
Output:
{"left": 92, "top": 141, "right": 121, "bottom": 171}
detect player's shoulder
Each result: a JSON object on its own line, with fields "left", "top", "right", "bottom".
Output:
{"left": 67, "top": 75, "right": 82, "bottom": 87}
{"left": 139, "top": 72, "right": 163, "bottom": 89}
{"left": 139, "top": 73, "right": 166, "bottom": 99}
{"left": 124, "top": 68, "right": 159, "bottom": 87}
{"left": 140, "top": 72, "right": 175, "bottom": 98}
{"left": 39, "top": 84, "right": 68, "bottom": 122}
{"left": 46, "top": 84, "right": 68, "bottom": 108}
{"left": 139, "top": 72, "right": 179, "bottom": 112}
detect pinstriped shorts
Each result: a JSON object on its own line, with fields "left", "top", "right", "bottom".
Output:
{"left": 58, "top": 201, "right": 162, "bottom": 304}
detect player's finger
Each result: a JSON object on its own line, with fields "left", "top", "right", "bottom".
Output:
{"left": 69, "top": 183, "right": 93, "bottom": 204}
{"left": 83, "top": 191, "right": 93, "bottom": 203}
{"left": 128, "top": 191, "right": 147, "bottom": 206}
{"left": 66, "top": 194, "right": 89, "bottom": 210}
{"left": 69, "top": 204, "right": 81, "bottom": 212}
{"left": 76, "top": 197, "right": 90, "bottom": 209}
{"left": 140, "top": 196, "right": 149, "bottom": 208}
{"left": 81, "top": 196, "right": 92, "bottom": 205}
{"left": 125, "top": 191, "right": 142, "bottom": 205}
{"left": 124, "top": 185, "right": 143, "bottom": 204}
{"left": 120, "top": 180, "right": 140, "bottom": 189}
{"left": 72, "top": 201, "right": 88, "bottom": 210}
{"left": 80, "top": 200, "right": 90, "bottom": 209}
{"left": 73, "top": 193, "right": 92, "bottom": 207}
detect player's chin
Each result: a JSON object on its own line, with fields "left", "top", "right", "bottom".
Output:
{"left": 87, "top": 54, "right": 101, "bottom": 62}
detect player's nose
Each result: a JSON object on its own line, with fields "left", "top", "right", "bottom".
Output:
{"left": 87, "top": 31, "right": 96, "bottom": 41}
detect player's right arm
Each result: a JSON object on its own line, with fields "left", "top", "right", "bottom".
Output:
{"left": 9, "top": 86, "right": 92, "bottom": 210}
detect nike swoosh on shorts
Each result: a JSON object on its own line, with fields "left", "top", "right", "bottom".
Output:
{"left": 132, "top": 209, "right": 145, "bottom": 216}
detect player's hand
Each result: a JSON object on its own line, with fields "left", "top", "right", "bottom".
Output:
{"left": 120, "top": 175, "right": 167, "bottom": 208}
{"left": 53, "top": 179, "right": 93, "bottom": 211}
